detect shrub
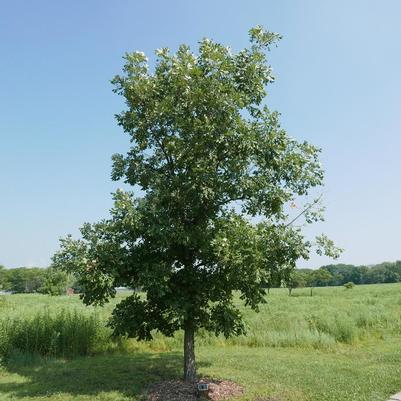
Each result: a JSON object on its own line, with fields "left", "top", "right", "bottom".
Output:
{"left": 344, "top": 282, "right": 355, "bottom": 290}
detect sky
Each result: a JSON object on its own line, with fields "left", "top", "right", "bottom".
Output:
{"left": 1, "top": 0, "right": 400, "bottom": 269}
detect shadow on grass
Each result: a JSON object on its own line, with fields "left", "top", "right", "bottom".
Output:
{"left": 1, "top": 351, "right": 209, "bottom": 400}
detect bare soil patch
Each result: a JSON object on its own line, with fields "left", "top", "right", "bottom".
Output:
{"left": 145, "top": 378, "right": 244, "bottom": 401}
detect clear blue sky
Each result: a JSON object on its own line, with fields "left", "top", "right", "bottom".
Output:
{"left": 1, "top": 0, "right": 400, "bottom": 268}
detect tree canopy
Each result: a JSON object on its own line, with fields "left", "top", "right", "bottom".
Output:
{"left": 52, "top": 26, "right": 340, "bottom": 382}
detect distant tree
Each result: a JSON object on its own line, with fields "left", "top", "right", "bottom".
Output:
{"left": 286, "top": 270, "right": 307, "bottom": 296}
{"left": 39, "top": 268, "right": 69, "bottom": 296}
{"left": 321, "top": 264, "right": 365, "bottom": 286}
{"left": 319, "top": 262, "right": 401, "bottom": 286}
{"left": 306, "top": 269, "right": 333, "bottom": 296}
{"left": 374, "top": 262, "right": 401, "bottom": 283}
{"left": 53, "top": 26, "right": 340, "bottom": 382}
{"left": 0, "top": 265, "right": 5, "bottom": 289}
{"left": 4, "top": 267, "right": 46, "bottom": 293}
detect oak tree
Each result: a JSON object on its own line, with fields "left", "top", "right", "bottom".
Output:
{"left": 53, "top": 26, "right": 339, "bottom": 382}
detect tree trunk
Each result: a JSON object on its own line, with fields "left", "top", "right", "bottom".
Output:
{"left": 184, "top": 321, "right": 196, "bottom": 382}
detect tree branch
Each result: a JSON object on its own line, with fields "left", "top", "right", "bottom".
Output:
{"left": 285, "top": 194, "right": 323, "bottom": 227}
{"left": 154, "top": 136, "right": 175, "bottom": 177}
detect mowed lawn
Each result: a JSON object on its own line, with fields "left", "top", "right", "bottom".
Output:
{"left": 1, "top": 284, "right": 401, "bottom": 401}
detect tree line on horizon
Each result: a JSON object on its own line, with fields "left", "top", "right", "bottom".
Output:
{"left": 281, "top": 261, "right": 401, "bottom": 295}
{"left": 1, "top": 261, "right": 401, "bottom": 295}
{"left": 310, "top": 261, "right": 401, "bottom": 285}
{"left": 0, "top": 265, "right": 72, "bottom": 295}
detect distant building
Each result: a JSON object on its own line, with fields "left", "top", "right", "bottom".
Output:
{"left": 115, "top": 286, "right": 130, "bottom": 292}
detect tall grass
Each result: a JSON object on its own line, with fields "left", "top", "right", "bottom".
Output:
{"left": 1, "top": 283, "right": 401, "bottom": 359}
{"left": 0, "top": 309, "right": 110, "bottom": 358}
{"left": 140, "top": 284, "right": 401, "bottom": 350}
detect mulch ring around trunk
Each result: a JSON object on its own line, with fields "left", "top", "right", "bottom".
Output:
{"left": 144, "top": 378, "right": 244, "bottom": 401}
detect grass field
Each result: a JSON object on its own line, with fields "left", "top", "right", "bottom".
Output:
{"left": 1, "top": 284, "right": 401, "bottom": 401}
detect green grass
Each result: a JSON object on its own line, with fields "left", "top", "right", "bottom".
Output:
{"left": 1, "top": 284, "right": 401, "bottom": 400}
{"left": 0, "top": 309, "right": 110, "bottom": 358}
